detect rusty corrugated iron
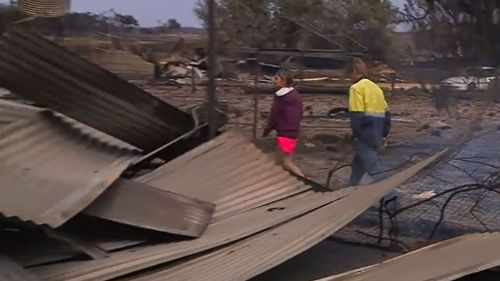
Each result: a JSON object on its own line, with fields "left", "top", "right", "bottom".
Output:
{"left": 138, "top": 130, "right": 309, "bottom": 221}
{"left": 119, "top": 151, "right": 447, "bottom": 281}
{"left": 18, "top": 0, "right": 70, "bottom": 17}
{"left": 84, "top": 179, "right": 215, "bottom": 238}
{"left": 31, "top": 147, "right": 446, "bottom": 281}
{"left": 0, "top": 111, "right": 141, "bottom": 227}
{"left": 0, "top": 27, "right": 194, "bottom": 152}
{"left": 33, "top": 189, "right": 344, "bottom": 281}
{"left": 317, "top": 233, "right": 500, "bottom": 281}
{"left": 32, "top": 131, "right": 327, "bottom": 281}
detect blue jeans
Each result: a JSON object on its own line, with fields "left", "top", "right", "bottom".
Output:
{"left": 348, "top": 140, "right": 378, "bottom": 186}
{"left": 348, "top": 140, "right": 400, "bottom": 212}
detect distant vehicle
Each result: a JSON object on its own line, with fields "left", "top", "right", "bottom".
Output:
{"left": 440, "top": 66, "right": 498, "bottom": 91}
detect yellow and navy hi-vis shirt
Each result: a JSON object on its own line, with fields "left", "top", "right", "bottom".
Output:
{"left": 348, "top": 77, "right": 391, "bottom": 148}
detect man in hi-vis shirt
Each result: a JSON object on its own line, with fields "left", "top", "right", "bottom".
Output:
{"left": 346, "top": 58, "right": 391, "bottom": 187}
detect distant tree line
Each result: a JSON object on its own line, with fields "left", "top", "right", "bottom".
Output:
{"left": 195, "top": 0, "right": 500, "bottom": 65}
{"left": 0, "top": 4, "right": 184, "bottom": 36}
{"left": 195, "top": 0, "right": 406, "bottom": 64}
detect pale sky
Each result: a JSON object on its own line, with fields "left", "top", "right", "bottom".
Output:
{"left": 1, "top": 0, "right": 407, "bottom": 28}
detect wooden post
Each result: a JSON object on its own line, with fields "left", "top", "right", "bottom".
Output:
{"left": 391, "top": 73, "right": 396, "bottom": 96}
{"left": 207, "top": 0, "right": 217, "bottom": 139}
{"left": 191, "top": 66, "right": 196, "bottom": 93}
{"left": 252, "top": 53, "right": 259, "bottom": 142}
{"left": 299, "top": 51, "right": 304, "bottom": 84}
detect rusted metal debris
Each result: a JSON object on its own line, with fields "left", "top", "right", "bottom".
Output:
{"left": 31, "top": 149, "right": 445, "bottom": 281}
{"left": 125, "top": 151, "right": 446, "bottom": 281}
{"left": 84, "top": 179, "right": 215, "bottom": 237}
{"left": 0, "top": 27, "right": 194, "bottom": 152}
{"left": 33, "top": 187, "right": 343, "bottom": 281}
{"left": 138, "top": 131, "right": 309, "bottom": 221}
{"left": 317, "top": 233, "right": 500, "bottom": 281}
{"left": 41, "top": 228, "right": 109, "bottom": 260}
{"left": 31, "top": 130, "right": 320, "bottom": 281}
{"left": 0, "top": 111, "right": 141, "bottom": 227}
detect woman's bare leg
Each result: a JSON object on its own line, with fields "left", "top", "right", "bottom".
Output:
{"left": 281, "top": 153, "right": 305, "bottom": 178}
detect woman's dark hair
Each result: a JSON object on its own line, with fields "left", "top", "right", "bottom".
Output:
{"left": 275, "top": 69, "right": 294, "bottom": 86}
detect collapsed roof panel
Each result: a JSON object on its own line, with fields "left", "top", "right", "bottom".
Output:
{"left": 32, "top": 130, "right": 329, "bottom": 281}
{"left": 0, "top": 27, "right": 193, "bottom": 151}
{"left": 32, "top": 149, "right": 445, "bottom": 281}
{"left": 0, "top": 255, "right": 40, "bottom": 281}
{"left": 34, "top": 188, "right": 346, "bottom": 281}
{"left": 84, "top": 178, "right": 215, "bottom": 238}
{"left": 0, "top": 100, "right": 42, "bottom": 127}
{"left": 317, "top": 233, "right": 500, "bottom": 281}
{"left": 0, "top": 111, "right": 141, "bottom": 227}
{"left": 127, "top": 151, "right": 446, "bottom": 281}
{"left": 138, "top": 131, "right": 309, "bottom": 221}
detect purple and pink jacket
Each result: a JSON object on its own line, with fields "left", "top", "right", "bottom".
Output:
{"left": 266, "top": 87, "right": 303, "bottom": 139}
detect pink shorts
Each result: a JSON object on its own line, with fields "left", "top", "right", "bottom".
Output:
{"left": 277, "top": 137, "right": 297, "bottom": 155}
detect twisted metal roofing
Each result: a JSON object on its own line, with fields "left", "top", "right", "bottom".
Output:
{"left": 317, "top": 233, "right": 500, "bottom": 281}
{"left": 123, "top": 150, "right": 447, "bottom": 281}
{"left": 0, "top": 100, "right": 41, "bottom": 127}
{"left": 33, "top": 148, "right": 446, "bottom": 281}
{"left": 0, "top": 111, "right": 141, "bottom": 227}
{"left": 84, "top": 178, "right": 215, "bottom": 238}
{"left": 138, "top": 131, "right": 310, "bottom": 221}
{"left": 0, "top": 27, "right": 193, "bottom": 152}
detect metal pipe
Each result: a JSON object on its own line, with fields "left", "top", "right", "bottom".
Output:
{"left": 207, "top": 0, "right": 217, "bottom": 139}
{"left": 132, "top": 107, "right": 202, "bottom": 167}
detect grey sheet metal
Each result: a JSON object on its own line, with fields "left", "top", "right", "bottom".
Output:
{"left": 0, "top": 111, "right": 141, "bottom": 227}
{"left": 84, "top": 179, "right": 215, "bottom": 237}
{"left": 0, "top": 255, "right": 40, "bottom": 281}
{"left": 0, "top": 27, "right": 193, "bottom": 151}
{"left": 0, "top": 100, "right": 41, "bottom": 126}
{"left": 31, "top": 130, "right": 317, "bottom": 281}
{"left": 124, "top": 150, "right": 447, "bottom": 281}
{"left": 138, "top": 130, "right": 309, "bottom": 221}
{"left": 35, "top": 150, "right": 446, "bottom": 281}
{"left": 33, "top": 189, "right": 347, "bottom": 281}
{"left": 317, "top": 233, "right": 500, "bottom": 281}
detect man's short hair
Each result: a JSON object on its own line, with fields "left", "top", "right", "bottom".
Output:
{"left": 346, "top": 57, "right": 368, "bottom": 76}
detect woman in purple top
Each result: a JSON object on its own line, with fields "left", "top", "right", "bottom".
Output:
{"left": 263, "top": 69, "right": 305, "bottom": 177}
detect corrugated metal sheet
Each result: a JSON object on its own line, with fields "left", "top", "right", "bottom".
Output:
{"left": 0, "top": 27, "right": 193, "bottom": 151}
{"left": 19, "top": 0, "right": 70, "bottom": 17}
{"left": 139, "top": 131, "right": 309, "bottom": 221}
{"left": 0, "top": 255, "right": 40, "bottom": 281}
{"left": 0, "top": 100, "right": 41, "bottom": 126}
{"left": 0, "top": 111, "right": 141, "bottom": 227}
{"left": 84, "top": 179, "right": 215, "bottom": 237}
{"left": 33, "top": 189, "right": 347, "bottom": 281}
{"left": 317, "top": 233, "right": 500, "bottom": 281}
{"left": 31, "top": 146, "right": 445, "bottom": 281}
{"left": 123, "top": 150, "right": 447, "bottom": 281}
